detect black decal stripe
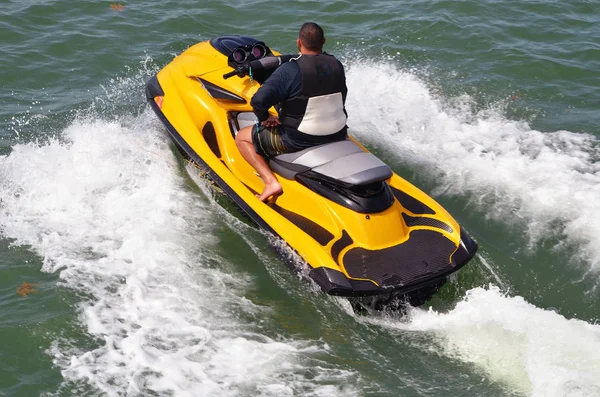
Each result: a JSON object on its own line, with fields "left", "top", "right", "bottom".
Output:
{"left": 272, "top": 205, "right": 334, "bottom": 246}
{"left": 391, "top": 187, "right": 435, "bottom": 215}
{"left": 331, "top": 230, "right": 353, "bottom": 264}
{"left": 402, "top": 213, "right": 453, "bottom": 233}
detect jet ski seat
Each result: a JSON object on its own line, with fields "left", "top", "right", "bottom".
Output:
{"left": 270, "top": 140, "right": 393, "bottom": 185}
{"left": 231, "top": 113, "right": 392, "bottom": 185}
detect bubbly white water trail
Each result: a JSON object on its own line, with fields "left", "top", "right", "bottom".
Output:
{"left": 371, "top": 286, "right": 600, "bottom": 397}
{"left": 345, "top": 61, "right": 600, "bottom": 270}
{"left": 0, "top": 112, "right": 361, "bottom": 396}
{"left": 346, "top": 62, "right": 600, "bottom": 395}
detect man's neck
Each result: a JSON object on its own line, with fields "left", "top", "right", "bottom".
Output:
{"left": 301, "top": 50, "right": 322, "bottom": 55}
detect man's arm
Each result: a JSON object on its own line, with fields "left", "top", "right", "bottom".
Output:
{"left": 250, "top": 62, "right": 301, "bottom": 122}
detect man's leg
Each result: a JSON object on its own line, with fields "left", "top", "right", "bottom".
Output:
{"left": 235, "top": 125, "right": 283, "bottom": 202}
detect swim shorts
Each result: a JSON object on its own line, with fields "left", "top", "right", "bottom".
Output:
{"left": 251, "top": 124, "right": 290, "bottom": 158}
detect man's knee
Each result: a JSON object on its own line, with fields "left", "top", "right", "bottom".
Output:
{"left": 236, "top": 126, "right": 253, "bottom": 145}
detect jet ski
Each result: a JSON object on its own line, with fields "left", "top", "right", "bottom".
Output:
{"left": 145, "top": 35, "right": 478, "bottom": 311}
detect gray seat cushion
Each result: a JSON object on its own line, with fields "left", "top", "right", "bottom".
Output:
{"left": 270, "top": 140, "right": 392, "bottom": 185}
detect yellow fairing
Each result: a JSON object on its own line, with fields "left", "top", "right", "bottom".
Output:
{"left": 147, "top": 38, "right": 476, "bottom": 299}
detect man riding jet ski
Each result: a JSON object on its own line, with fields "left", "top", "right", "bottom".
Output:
{"left": 145, "top": 22, "right": 478, "bottom": 311}
{"left": 235, "top": 22, "right": 348, "bottom": 202}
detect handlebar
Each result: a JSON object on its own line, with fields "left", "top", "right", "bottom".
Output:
{"left": 223, "top": 69, "right": 240, "bottom": 79}
{"left": 222, "top": 54, "right": 295, "bottom": 79}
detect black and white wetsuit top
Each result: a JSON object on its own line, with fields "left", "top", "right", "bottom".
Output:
{"left": 250, "top": 53, "right": 348, "bottom": 151}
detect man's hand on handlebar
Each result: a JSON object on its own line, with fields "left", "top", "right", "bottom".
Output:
{"left": 261, "top": 114, "right": 280, "bottom": 127}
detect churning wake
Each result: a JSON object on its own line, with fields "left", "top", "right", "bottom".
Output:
{"left": 0, "top": 112, "right": 362, "bottom": 396}
{"left": 346, "top": 61, "right": 600, "bottom": 396}
{"left": 370, "top": 286, "right": 600, "bottom": 397}
{"left": 346, "top": 61, "right": 600, "bottom": 271}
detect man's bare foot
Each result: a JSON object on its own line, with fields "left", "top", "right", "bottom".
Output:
{"left": 257, "top": 181, "right": 283, "bottom": 202}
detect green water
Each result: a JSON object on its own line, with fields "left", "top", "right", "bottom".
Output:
{"left": 1, "top": 1, "right": 599, "bottom": 396}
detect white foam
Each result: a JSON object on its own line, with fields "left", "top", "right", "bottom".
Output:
{"left": 0, "top": 113, "right": 361, "bottom": 396}
{"left": 346, "top": 61, "right": 600, "bottom": 270}
{"left": 373, "top": 286, "right": 600, "bottom": 396}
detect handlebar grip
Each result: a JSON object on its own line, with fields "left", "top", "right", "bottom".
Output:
{"left": 223, "top": 69, "right": 238, "bottom": 79}
{"left": 251, "top": 54, "right": 295, "bottom": 71}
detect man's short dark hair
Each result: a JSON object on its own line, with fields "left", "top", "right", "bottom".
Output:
{"left": 299, "top": 22, "right": 325, "bottom": 51}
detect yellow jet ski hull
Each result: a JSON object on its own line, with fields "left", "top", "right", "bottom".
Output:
{"left": 146, "top": 36, "right": 477, "bottom": 309}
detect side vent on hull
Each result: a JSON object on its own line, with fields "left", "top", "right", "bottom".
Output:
{"left": 199, "top": 78, "right": 246, "bottom": 103}
{"left": 203, "top": 122, "right": 221, "bottom": 158}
